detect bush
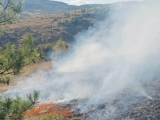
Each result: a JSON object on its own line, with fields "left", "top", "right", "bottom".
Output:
{"left": 0, "top": 91, "right": 40, "bottom": 120}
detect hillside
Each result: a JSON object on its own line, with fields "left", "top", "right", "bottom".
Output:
{"left": 20, "top": 0, "right": 108, "bottom": 18}
{"left": 0, "top": 9, "right": 108, "bottom": 46}
{"left": 0, "top": 1, "right": 141, "bottom": 47}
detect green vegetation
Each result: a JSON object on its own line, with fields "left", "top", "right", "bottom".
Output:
{"left": 0, "top": 0, "right": 22, "bottom": 36}
{"left": 0, "top": 1, "right": 41, "bottom": 116}
{"left": 0, "top": 0, "right": 23, "bottom": 85}
{"left": 43, "top": 38, "right": 69, "bottom": 52}
{"left": 0, "top": 36, "right": 68, "bottom": 85}
{"left": 0, "top": 0, "right": 22, "bottom": 24}
{"left": 0, "top": 36, "right": 40, "bottom": 85}
{"left": 0, "top": 90, "right": 39, "bottom": 120}
{"left": 36, "top": 38, "right": 69, "bottom": 61}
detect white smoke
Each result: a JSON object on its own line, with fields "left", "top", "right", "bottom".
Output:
{"left": 5, "top": 0, "right": 160, "bottom": 115}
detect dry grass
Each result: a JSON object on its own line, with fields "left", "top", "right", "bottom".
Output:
{"left": 0, "top": 61, "right": 74, "bottom": 120}
{"left": 25, "top": 115, "right": 63, "bottom": 120}
{"left": 0, "top": 61, "right": 52, "bottom": 92}
{"left": 0, "top": 74, "right": 18, "bottom": 92}
{"left": 0, "top": 13, "right": 97, "bottom": 46}
{"left": 20, "top": 61, "right": 52, "bottom": 76}
{"left": 0, "top": 86, "right": 9, "bottom": 92}
{"left": 25, "top": 116, "right": 46, "bottom": 120}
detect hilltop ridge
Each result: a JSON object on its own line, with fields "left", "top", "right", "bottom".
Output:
{"left": 20, "top": 0, "right": 108, "bottom": 18}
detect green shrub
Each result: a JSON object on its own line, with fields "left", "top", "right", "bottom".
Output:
{"left": 0, "top": 36, "right": 40, "bottom": 85}
{"left": 0, "top": 91, "right": 40, "bottom": 120}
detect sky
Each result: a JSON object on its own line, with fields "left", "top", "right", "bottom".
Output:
{"left": 53, "top": 0, "right": 143, "bottom": 5}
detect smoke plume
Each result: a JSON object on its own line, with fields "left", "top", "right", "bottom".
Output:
{"left": 5, "top": 0, "right": 160, "bottom": 116}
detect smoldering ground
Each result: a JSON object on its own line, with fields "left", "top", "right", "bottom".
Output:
{"left": 4, "top": 0, "right": 160, "bottom": 119}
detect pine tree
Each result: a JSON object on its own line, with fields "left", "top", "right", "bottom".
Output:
{"left": 0, "top": 0, "right": 24, "bottom": 83}
{"left": 0, "top": 36, "right": 40, "bottom": 85}
{"left": 0, "top": 0, "right": 23, "bottom": 25}
{"left": 0, "top": 1, "right": 41, "bottom": 120}
{"left": 0, "top": 90, "right": 40, "bottom": 120}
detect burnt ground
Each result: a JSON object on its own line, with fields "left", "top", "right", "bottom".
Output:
{"left": 59, "top": 78, "right": 160, "bottom": 120}
{"left": 3, "top": 72, "right": 160, "bottom": 120}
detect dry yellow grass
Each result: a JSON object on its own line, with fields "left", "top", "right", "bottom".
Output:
{"left": 0, "top": 86, "right": 9, "bottom": 92}
{"left": 0, "top": 61, "right": 52, "bottom": 92}
{"left": 20, "top": 61, "right": 52, "bottom": 76}
{"left": 25, "top": 116, "right": 43, "bottom": 120}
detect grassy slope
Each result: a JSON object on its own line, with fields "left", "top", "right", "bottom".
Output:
{"left": 0, "top": 11, "right": 107, "bottom": 46}
{"left": 0, "top": 61, "right": 52, "bottom": 92}
{"left": 0, "top": 1, "right": 140, "bottom": 46}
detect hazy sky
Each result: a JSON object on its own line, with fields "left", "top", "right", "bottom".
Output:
{"left": 54, "top": 0, "right": 143, "bottom": 5}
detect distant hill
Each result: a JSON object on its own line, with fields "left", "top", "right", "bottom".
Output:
{"left": 0, "top": 9, "right": 108, "bottom": 46}
{"left": 20, "top": 0, "right": 108, "bottom": 18}
{"left": 0, "top": 1, "right": 141, "bottom": 47}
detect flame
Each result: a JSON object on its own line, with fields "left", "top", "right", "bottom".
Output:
{"left": 24, "top": 103, "right": 74, "bottom": 119}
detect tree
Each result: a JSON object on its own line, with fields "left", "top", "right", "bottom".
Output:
{"left": 0, "top": 0, "right": 23, "bottom": 25}
{"left": 54, "top": 38, "right": 68, "bottom": 51}
{"left": 35, "top": 45, "right": 45, "bottom": 60}
{"left": 0, "top": 0, "right": 22, "bottom": 36}
{"left": 0, "top": 90, "right": 40, "bottom": 120}
{"left": 0, "top": 1, "right": 40, "bottom": 120}
{"left": 0, "top": 36, "right": 39, "bottom": 85}
{"left": 49, "top": 38, "right": 68, "bottom": 60}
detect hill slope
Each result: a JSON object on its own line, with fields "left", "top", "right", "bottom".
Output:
{"left": 0, "top": 10, "right": 107, "bottom": 46}
{"left": 20, "top": 0, "right": 108, "bottom": 18}
{"left": 0, "top": 1, "right": 140, "bottom": 46}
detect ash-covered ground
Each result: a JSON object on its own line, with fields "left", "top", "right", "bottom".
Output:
{"left": 57, "top": 78, "right": 160, "bottom": 120}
